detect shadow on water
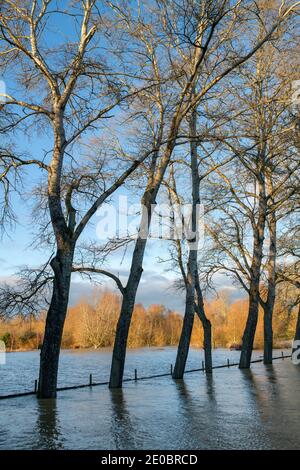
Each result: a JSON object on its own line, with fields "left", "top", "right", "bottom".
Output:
{"left": 110, "top": 388, "right": 136, "bottom": 450}
{"left": 247, "top": 362, "right": 300, "bottom": 449}
{"left": 1, "top": 351, "right": 300, "bottom": 450}
{"left": 241, "top": 364, "right": 284, "bottom": 411}
{"left": 238, "top": 362, "right": 300, "bottom": 449}
{"left": 34, "top": 399, "right": 64, "bottom": 450}
{"left": 172, "top": 375, "right": 218, "bottom": 449}
{"left": 205, "top": 373, "right": 216, "bottom": 403}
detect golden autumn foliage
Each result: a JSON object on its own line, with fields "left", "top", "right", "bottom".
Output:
{"left": 0, "top": 290, "right": 297, "bottom": 351}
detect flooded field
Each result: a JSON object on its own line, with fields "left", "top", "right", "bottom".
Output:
{"left": 0, "top": 348, "right": 299, "bottom": 450}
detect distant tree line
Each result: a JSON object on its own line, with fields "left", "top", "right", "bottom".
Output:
{"left": 1, "top": 289, "right": 297, "bottom": 352}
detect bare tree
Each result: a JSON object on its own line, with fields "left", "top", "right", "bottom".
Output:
{"left": 106, "top": 0, "right": 300, "bottom": 387}
{"left": 0, "top": 0, "right": 168, "bottom": 397}
{"left": 165, "top": 160, "right": 213, "bottom": 375}
{"left": 202, "top": 37, "right": 299, "bottom": 367}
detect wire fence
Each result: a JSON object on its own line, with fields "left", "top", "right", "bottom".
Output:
{"left": 0, "top": 351, "right": 292, "bottom": 400}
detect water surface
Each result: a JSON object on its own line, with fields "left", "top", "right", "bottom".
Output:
{"left": 0, "top": 347, "right": 264, "bottom": 395}
{"left": 0, "top": 348, "right": 299, "bottom": 450}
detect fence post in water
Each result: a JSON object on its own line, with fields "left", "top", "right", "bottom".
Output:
{"left": 202, "top": 360, "right": 205, "bottom": 371}
{"left": 282, "top": 351, "right": 284, "bottom": 360}
{"left": 134, "top": 369, "right": 138, "bottom": 381}
{"left": 170, "top": 364, "right": 173, "bottom": 375}
{"left": 89, "top": 374, "right": 93, "bottom": 386}
{"left": 227, "top": 358, "right": 230, "bottom": 368}
{"left": 34, "top": 380, "right": 38, "bottom": 393}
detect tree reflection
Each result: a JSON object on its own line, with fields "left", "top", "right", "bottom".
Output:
{"left": 110, "top": 389, "right": 136, "bottom": 450}
{"left": 35, "top": 399, "right": 63, "bottom": 449}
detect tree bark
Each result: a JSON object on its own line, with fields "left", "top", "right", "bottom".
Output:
{"left": 263, "top": 177, "right": 277, "bottom": 364}
{"left": 195, "top": 274, "right": 212, "bottom": 373}
{"left": 173, "top": 106, "right": 212, "bottom": 377}
{"left": 172, "top": 268, "right": 195, "bottom": 379}
{"left": 294, "top": 304, "right": 300, "bottom": 345}
{"left": 109, "top": 238, "right": 146, "bottom": 388}
{"left": 239, "top": 182, "right": 266, "bottom": 369}
{"left": 239, "top": 282, "right": 260, "bottom": 369}
{"left": 109, "top": 132, "right": 177, "bottom": 388}
{"left": 109, "top": 163, "right": 167, "bottom": 388}
{"left": 38, "top": 248, "right": 74, "bottom": 398}
{"left": 263, "top": 303, "right": 273, "bottom": 364}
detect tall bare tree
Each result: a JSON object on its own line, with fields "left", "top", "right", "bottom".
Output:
{"left": 165, "top": 159, "right": 213, "bottom": 375}
{"left": 106, "top": 0, "right": 299, "bottom": 387}
{"left": 0, "top": 0, "right": 167, "bottom": 397}
{"left": 202, "top": 35, "right": 299, "bottom": 367}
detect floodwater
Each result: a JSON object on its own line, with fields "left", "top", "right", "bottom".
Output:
{"left": 0, "top": 348, "right": 299, "bottom": 450}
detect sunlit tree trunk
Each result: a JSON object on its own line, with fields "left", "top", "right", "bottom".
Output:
{"left": 263, "top": 209, "right": 277, "bottom": 364}
{"left": 173, "top": 107, "right": 212, "bottom": 377}
{"left": 38, "top": 247, "right": 74, "bottom": 398}
{"left": 173, "top": 260, "right": 196, "bottom": 379}
{"left": 239, "top": 182, "right": 266, "bottom": 369}
{"left": 294, "top": 304, "right": 300, "bottom": 346}
{"left": 109, "top": 142, "right": 175, "bottom": 388}
{"left": 109, "top": 236, "right": 147, "bottom": 388}
{"left": 38, "top": 106, "right": 74, "bottom": 398}
{"left": 195, "top": 273, "right": 212, "bottom": 373}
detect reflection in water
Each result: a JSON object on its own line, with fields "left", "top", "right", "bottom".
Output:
{"left": 248, "top": 362, "right": 300, "bottom": 449}
{"left": 173, "top": 377, "right": 219, "bottom": 450}
{"left": 205, "top": 373, "right": 216, "bottom": 403}
{"left": 35, "top": 399, "right": 63, "bottom": 449}
{"left": 174, "top": 379, "right": 192, "bottom": 400}
{"left": 110, "top": 389, "right": 136, "bottom": 450}
{"left": 1, "top": 355, "right": 300, "bottom": 450}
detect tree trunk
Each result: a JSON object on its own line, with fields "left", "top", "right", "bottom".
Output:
{"left": 239, "top": 284, "right": 260, "bottom": 369}
{"left": 239, "top": 181, "right": 266, "bottom": 369}
{"left": 172, "top": 270, "right": 195, "bottom": 379}
{"left": 292, "top": 304, "right": 300, "bottom": 364}
{"left": 173, "top": 107, "right": 213, "bottom": 377}
{"left": 109, "top": 251, "right": 144, "bottom": 388}
{"left": 263, "top": 179, "right": 277, "bottom": 364}
{"left": 202, "top": 318, "right": 212, "bottom": 372}
{"left": 38, "top": 249, "right": 74, "bottom": 398}
{"left": 109, "top": 139, "right": 176, "bottom": 388}
{"left": 293, "top": 304, "right": 300, "bottom": 345}
{"left": 195, "top": 275, "right": 212, "bottom": 373}
{"left": 263, "top": 303, "right": 273, "bottom": 364}
{"left": 109, "top": 189, "right": 154, "bottom": 388}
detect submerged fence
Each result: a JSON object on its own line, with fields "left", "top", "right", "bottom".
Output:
{"left": 0, "top": 352, "right": 292, "bottom": 400}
